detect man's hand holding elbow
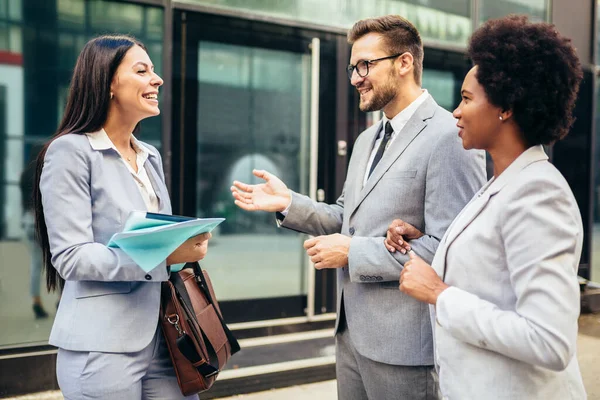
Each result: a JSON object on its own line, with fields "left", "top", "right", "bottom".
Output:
{"left": 385, "top": 218, "right": 424, "bottom": 254}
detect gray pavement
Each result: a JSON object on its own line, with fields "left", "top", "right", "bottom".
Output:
{"left": 578, "top": 313, "right": 600, "bottom": 399}
{"left": 5, "top": 313, "right": 600, "bottom": 400}
{"left": 1, "top": 381, "right": 337, "bottom": 400}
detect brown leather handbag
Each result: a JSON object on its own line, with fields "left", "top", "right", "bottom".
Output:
{"left": 160, "top": 262, "right": 240, "bottom": 396}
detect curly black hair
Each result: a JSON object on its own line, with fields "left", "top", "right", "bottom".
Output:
{"left": 468, "top": 15, "right": 583, "bottom": 146}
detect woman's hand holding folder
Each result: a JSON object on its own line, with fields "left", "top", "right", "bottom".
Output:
{"left": 166, "top": 232, "right": 212, "bottom": 265}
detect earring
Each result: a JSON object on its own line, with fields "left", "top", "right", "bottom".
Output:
{"left": 110, "top": 92, "right": 114, "bottom": 100}
{"left": 499, "top": 116, "right": 503, "bottom": 120}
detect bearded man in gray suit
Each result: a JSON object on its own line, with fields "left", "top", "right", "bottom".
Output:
{"left": 231, "top": 15, "right": 486, "bottom": 400}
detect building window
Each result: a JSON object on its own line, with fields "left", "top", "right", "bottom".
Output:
{"left": 0, "top": 0, "right": 163, "bottom": 349}
{"left": 478, "top": 0, "right": 551, "bottom": 23}
{"left": 180, "top": 0, "right": 472, "bottom": 47}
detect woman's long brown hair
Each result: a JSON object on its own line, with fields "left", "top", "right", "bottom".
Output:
{"left": 34, "top": 35, "right": 145, "bottom": 291}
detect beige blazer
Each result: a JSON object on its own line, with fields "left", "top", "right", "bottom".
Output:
{"left": 431, "top": 145, "right": 586, "bottom": 399}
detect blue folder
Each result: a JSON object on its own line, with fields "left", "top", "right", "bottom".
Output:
{"left": 108, "top": 211, "right": 225, "bottom": 272}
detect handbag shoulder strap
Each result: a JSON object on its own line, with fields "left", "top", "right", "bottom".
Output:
{"left": 170, "top": 272, "right": 220, "bottom": 378}
{"left": 190, "top": 262, "right": 241, "bottom": 354}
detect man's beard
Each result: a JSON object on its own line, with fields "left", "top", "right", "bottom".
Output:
{"left": 359, "top": 81, "right": 397, "bottom": 112}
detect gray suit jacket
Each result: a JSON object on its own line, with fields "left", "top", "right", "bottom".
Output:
{"left": 431, "top": 145, "right": 586, "bottom": 399}
{"left": 282, "top": 96, "right": 487, "bottom": 365}
{"left": 40, "top": 132, "right": 171, "bottom": 353}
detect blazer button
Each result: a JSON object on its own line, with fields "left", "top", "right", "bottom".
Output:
{"left": 145, "top": 274, "right": 152, "bottom": 280}
{"left": 349, "top": 227, "right": 355, "bottom": 235}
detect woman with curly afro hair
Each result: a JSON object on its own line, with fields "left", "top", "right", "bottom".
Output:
{"left": 386, "top": 15, "right": 587, "bottom": 399}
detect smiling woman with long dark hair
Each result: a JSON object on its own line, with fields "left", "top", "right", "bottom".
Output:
{"left": 34, "top": 35, "right": 209, "bottom": 399}
{"left": 387, "top": 15, "right": 587, "bottom": 399}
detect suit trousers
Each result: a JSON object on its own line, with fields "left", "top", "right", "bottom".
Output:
{"left": 336, "top": 318, "right": 439, "bottom": 400}
{"left": 56, "top": 325, "right": 197, "bottom": 400}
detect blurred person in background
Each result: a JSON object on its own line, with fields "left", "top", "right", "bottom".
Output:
{"left": 390, "top": 15, "right": 587, "bottom": 399}
{"left": 34, "top": 35, "right": 209, "bottom": 400}
{"left": 19, "top": 153, "right": 47, "bottom": 319}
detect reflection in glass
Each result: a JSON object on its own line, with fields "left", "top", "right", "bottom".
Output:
{"left": 0, "top": 22, "right": 21, "bottom": 53}
{"left": 0, "top": 23, "right": 8, "bottom": 50}
{"left": 593, "top": 85, "right": 600, "bottom": 282}
{"left": 195, "top": 41, "right": 310, "bottom": 302}
{"left": 8, "top": 0, "right": 21, "bottom": 20}
{"left": 57, "top": 0, "right": 85, "bottom": 28}
{"left": 182, "top": 0, "right": 472, "bottom": 46}
{"left": 58, "top": 33, "right": 82, "bottom": 70}
{"left": 89, "top": 1, "right": 144, "bottom": 34}
{"left": 0, "top": 0, "right": 163, "bottom": 349}
{"left": 146, "top": 8, "right": 164, "bottom": 41}
{"left": 479, "top": 0, "right": 550, "bottom": 23}
{"left": 422, "top": 69, "right": 456, "bottom": 112}
{"left": 9, "top": 25, "right": 21, "bottom": 52}
{"left": 0, "top": 85, "right": 5, "bottom": 239}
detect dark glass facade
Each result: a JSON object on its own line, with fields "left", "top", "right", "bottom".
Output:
{"left": 0, "top": 0, "right": 163, "bottom": 350}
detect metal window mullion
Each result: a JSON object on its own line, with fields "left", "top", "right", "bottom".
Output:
{"left": 161, "top": 0, "right": 173, "bottom": 190}
{"left": 471, "top": 0, "right": 480, "bottom": 31}
{"left": 306, "top": 37, "right": 320, "bottom": 320}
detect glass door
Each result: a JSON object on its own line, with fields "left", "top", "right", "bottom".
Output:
{"left": 172, "top": 11, "right": 338, "bottom": 323}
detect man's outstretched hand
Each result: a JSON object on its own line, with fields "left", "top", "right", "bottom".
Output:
{"left": 231, "top": 169, "right": 292, "bottom": 212}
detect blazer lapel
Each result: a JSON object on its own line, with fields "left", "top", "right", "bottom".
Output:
{"left": 439, "top": 189, "right": 493, "bottom": 280}
{"left": 350, "top": 97, "right": 437, "bottom": 216}
{"left": 438, "top": 145, "right": 549, "bottom": 280}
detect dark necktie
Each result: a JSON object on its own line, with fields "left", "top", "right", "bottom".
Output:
{"left": 368, "top": 121, "right": 393, "bottom": 178}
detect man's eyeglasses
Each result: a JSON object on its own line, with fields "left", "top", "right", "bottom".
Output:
{"left": 346, "top": 53, "right": 403, "bottom": 80}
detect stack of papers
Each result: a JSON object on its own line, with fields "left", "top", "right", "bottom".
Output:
{"left": 108, "top": 211, "right": 225, "bottom": 272}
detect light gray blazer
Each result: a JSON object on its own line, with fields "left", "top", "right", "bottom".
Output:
{"left": 431, "top": 145, "right": 586, "bottom": 399}
{"left": 40, "top": 132, "right": 171, "bottom": 353}
{"left": 282, "top": 96, "right": 487, "bottom": 365}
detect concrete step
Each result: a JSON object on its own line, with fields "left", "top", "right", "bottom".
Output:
{"left": 205, "top": 329, "right": 336, "bottom": 399}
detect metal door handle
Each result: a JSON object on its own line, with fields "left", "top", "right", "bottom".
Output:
{"left": 337, "top": 140, "right": 347, "bottom": 156}
{"left": 317, "top": 189, "right": 325, "bottom": 202}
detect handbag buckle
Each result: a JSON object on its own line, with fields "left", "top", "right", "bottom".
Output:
{"left": 166, "top": 314, "right": 184, "bottom": 337}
